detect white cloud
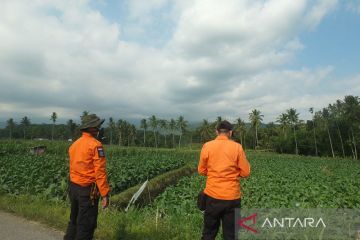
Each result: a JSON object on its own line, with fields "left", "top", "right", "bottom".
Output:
{"left": 304, "top": 0, "right": 338, "bottom": 30}
{"left": 1, "top": 0, "right": 355, "bottom": 124}
{"left": 225, "top": 66, "right": 342, "bottom": 121}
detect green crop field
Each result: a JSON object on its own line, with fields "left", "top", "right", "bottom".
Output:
{"left": 0, "top": 140, "right": 359, "bottom": 239}
{"left": 152, "top": 152, "right": 360, "bottom": 215}
{"left": 142, "top": 152, "right": 360, "bottom": 239}
{"left": 0, "top": 141, "right": 198, "bottom": 198}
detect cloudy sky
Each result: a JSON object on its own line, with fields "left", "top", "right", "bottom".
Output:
{"left": 0, "top": 0, "right": 359, "bottom": 124}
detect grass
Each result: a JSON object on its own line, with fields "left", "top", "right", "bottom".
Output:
{"left": 0, "top": 194, "right": 205, "bottom": 240}
{"left": 111, "top": 163, "right": 196, "bottom": 209}
{"left": 0, "top": 195, "right": 69, "bottom": 231}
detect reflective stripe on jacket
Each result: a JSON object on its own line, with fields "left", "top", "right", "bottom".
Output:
{"left": 198, "top": 135, "right": 250, "bottom": 200}
{"left": 69, "top": 132, "right": 110, "bottom": 197}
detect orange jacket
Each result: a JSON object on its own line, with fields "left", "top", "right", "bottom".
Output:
{"left": 69, "top": 132, "right": 110, "bottom": 197}
{"left": 198, "top": 135, "right": 250, "bottom": 200}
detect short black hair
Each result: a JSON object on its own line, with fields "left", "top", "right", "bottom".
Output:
{"left": 216, "top": 120, "right": 233, "bottom": 132}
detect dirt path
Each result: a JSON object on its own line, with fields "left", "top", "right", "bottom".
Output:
{"left": 0, "top": 211, "right": 64, "bottom": 240}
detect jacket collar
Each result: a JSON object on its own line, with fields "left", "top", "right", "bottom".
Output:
{"left": 215, "top": 135, "right": 229, "bottom": 140}
{"left": 82, "top": 132, "right": 93, "bottom": 138}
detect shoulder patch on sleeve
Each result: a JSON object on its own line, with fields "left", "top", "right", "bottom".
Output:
{"left": 97, "top": 147, "right": 105, "bottom": 157}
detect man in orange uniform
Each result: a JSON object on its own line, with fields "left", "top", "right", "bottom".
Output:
{"left": 198, "top": 120, "right": 250, "bottom": 240}
{"left": 64, "top": 114, "right": 110, "bottom": 240}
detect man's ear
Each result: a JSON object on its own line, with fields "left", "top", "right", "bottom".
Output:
{"left": 215, "top": 130, "right": 219, "bottom": 135}
{"left": 229, "top": 130, "right": 233, "bottom": 137}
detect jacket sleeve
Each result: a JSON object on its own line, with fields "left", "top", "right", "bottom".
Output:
{"left": 238, "top": 145, "right": 250, "bottom": 178}
{"left": 198, "top": 143, "right": 208, "bottom": 176}
{"left": 93, "top": 144, "right": 110, "bottom": 197}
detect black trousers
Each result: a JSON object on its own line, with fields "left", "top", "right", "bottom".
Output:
{"left": 202, "top": 194, "right": 241, "bottom": 240}
{"left": 64, "top": 182, "right": 99, "bottom": 240}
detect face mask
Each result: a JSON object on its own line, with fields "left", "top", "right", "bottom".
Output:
{"left": 97, "top": 127, "right": 105, "bottom": 142}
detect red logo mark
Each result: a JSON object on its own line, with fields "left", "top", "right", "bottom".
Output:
{"left": 238, "top": 213, "right": 258, "bottom": 233}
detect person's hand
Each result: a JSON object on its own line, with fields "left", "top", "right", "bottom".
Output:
{"left": 102, "top": 195, "right": 109, "bottom": 209}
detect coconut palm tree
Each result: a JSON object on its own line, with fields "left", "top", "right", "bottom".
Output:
{"left": 249, "top": 109, "right": 263, "bottom": 148}
{"left": 20, "top": 116, "right": 31, "bottom": 139}
{"left": 169, "top": 118, "right": 177, "bottom": 148}
{"left": 117, "top": 119, "right": 125, "bottom": 146}
{"left": 140, "top": 118, "right": 148, "bottom": 146}
{"left": 276, "top": 113, "right": 289, "bottom": 139}
{"left": 328, "top": 103, "right": 345, "bottom": 158}
{"left": 286, "top": 108, "right": 299, "bottom": 155}
{"left": 214, "top": 116, "right": 222, "bottom": 128}
{"left": 149, "top": 115, "right": 158, "bottom": 148}
{"left": 6, "top": 118, "right": 16, "bottom": 139}
{"left": 198, "top": 119, "right": 213, "bottom": 143}
{"left": 309, "top": 107, "right": 318, "bottom": 156}
{"left": 159, "top": 119, "right": 168, "bottom": 147}
{"left": 322, "top": 108, "right": 335, "bottom": 158}
{"left": 343, "top": 95, "right": 360, "bottom": 159}
{"left": 128, "top": 124, "right": 136, "bottom": 146}
{"left": 50, "top": 112, "right": 57, "bottom": 140}
{"left": 81, "top": 111, "right": 89, "bottom": 119}
{"left": 108, "top": 117, "right": 116, "bottom": 145}
{"left": 234, "top": 118, "right": 246, "bottom": 145}
{"left": 67, "top": 119, "right": 77, "bottom": 139}
{"left": 177, "top": 116, "right": 188, "bottom": 148}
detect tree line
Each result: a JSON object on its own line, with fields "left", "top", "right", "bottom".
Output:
{"left": 1, "top": 95, "right": 359, "bottom": 159}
